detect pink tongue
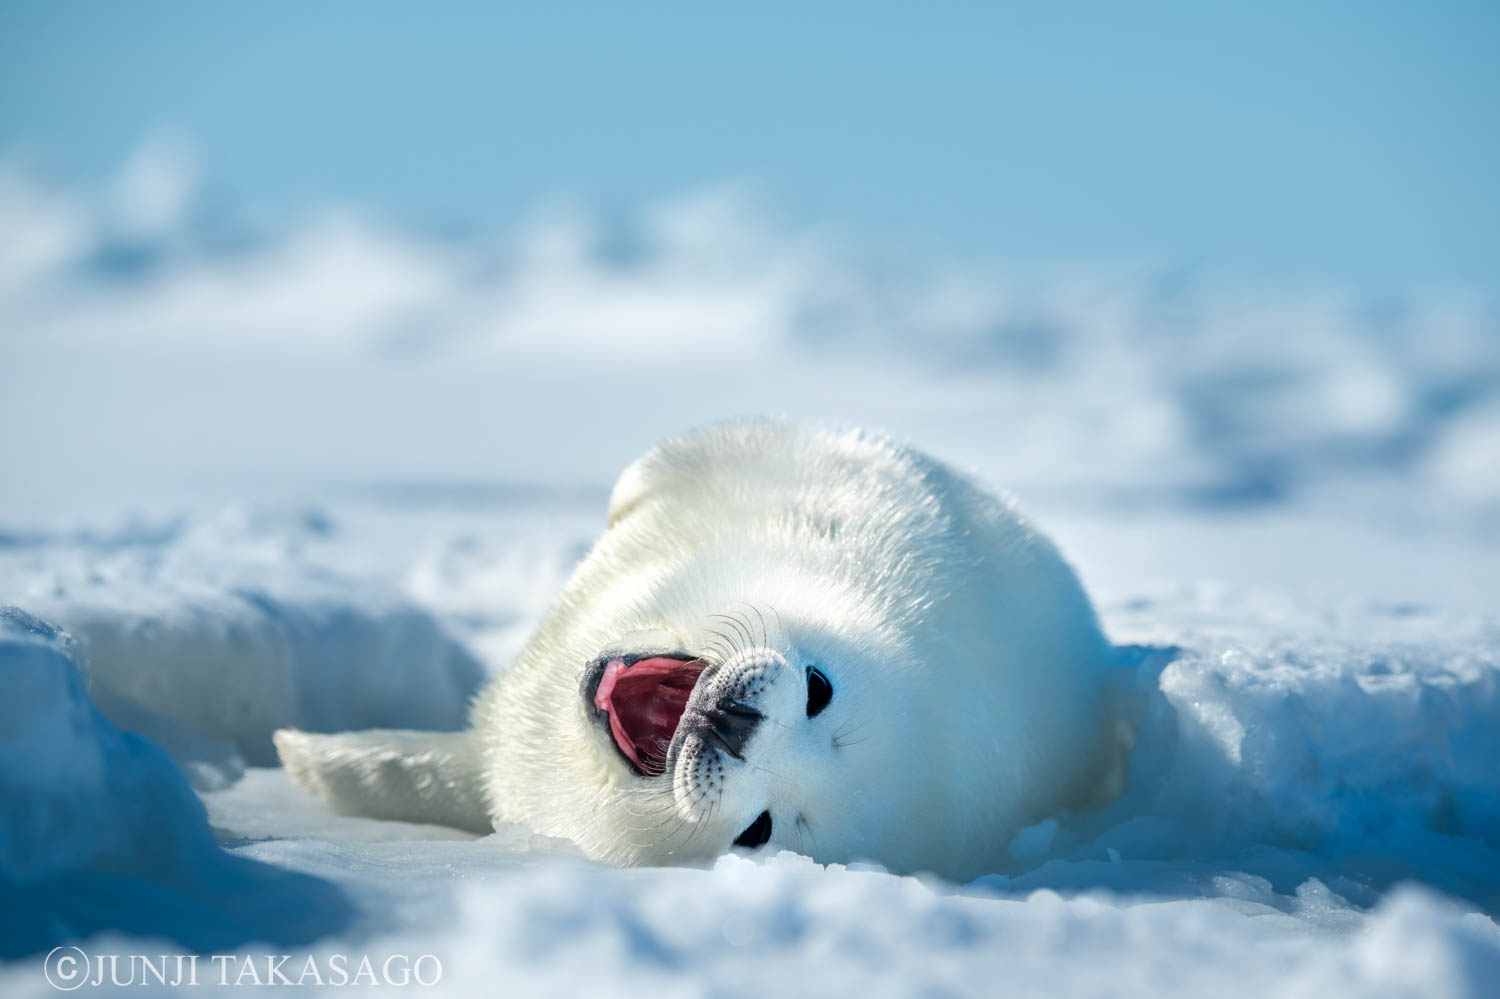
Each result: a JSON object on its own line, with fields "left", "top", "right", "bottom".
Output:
{"left": 594, "top": 656, "right": 707, "bottom": 775}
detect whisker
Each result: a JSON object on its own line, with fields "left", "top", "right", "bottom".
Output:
{"left": 714, "top": 612, "right": 752, "bottom": 650}
{"left": 749, "top": 604, "right": 768, "bottom": 648}
{"left": 832, "top": 719, "right": 871, "bottom": 749}
{"left": 705, "top": 628, "right": 739, "bottom": 661}
{"left": 735, "top": 610, "right": 756, "bottom": 650}
{"left": 797, "top": 814, "right": 819, "bottom": 857}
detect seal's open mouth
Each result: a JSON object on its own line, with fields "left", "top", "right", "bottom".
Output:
{"left": 592, "top": 656, "right": 708, "bottom": 776}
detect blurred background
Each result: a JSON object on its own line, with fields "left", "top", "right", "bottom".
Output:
{"left": 2, "top": 1, "right": 1497, "bottom": 524}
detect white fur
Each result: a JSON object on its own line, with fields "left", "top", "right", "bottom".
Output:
{"left": 278, "top": 421, "right": 1129, "bottom": 879}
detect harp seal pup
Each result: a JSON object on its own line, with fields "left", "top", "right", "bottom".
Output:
{"left": 276, "top": 421, "right": 1130, "bottom": 880}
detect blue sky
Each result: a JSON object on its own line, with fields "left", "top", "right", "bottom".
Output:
{"left": 2, "top": 1, "right": 1496, "bottom": 289}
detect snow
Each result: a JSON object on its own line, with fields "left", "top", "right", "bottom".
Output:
{"left": 2, "top": 143, "right": 1499, "bottom": 995}
{"left": 2, "top": 510, "right": 484, "bottom": 771}
{"left": 0, "top": 607, "right": 355, "bottom": 960}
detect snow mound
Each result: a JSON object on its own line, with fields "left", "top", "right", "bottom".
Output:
{"left": 169, "top": 844, "right": 1493, "bottom": 999}
{"left": 401, "top": 853, "right": 1500, "bottom": 999}
{"left": 3, "top": 511, "right": 486, "bottom": 768}
{"left": 0, "top": 606, "right": 354, "bottom": 958}
{"left": 1001, "top": 635, "right": 1500, "bottom": 916}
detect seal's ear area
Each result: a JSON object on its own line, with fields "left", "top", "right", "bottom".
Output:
{"left": 608, "top": 421, "right": 798, "bottom": 528}
{"left": 606, "top": 459, "right": 653, "bottom": 528}
{"left": 273, "top": 728, "right": 493, "bottom": 834}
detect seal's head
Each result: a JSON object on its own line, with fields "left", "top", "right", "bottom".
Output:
{"left": 580, "top": 615, "right": 862, "bottom": 856}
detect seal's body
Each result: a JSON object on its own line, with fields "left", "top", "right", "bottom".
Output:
{"left": 278, "top": 422, "right": 1127, "bottom": 879}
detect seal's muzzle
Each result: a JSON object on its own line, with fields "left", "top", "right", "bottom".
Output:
{"left": 689, "top": 698, "right": 763, "bottom": 761}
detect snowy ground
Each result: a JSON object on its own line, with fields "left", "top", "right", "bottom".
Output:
{"left": 3, "top": 146, "right": 1500, "bottom": 995}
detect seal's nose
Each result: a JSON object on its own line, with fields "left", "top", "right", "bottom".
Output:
{"left": 701, "top": 698, "right": 763, "bottom": 760}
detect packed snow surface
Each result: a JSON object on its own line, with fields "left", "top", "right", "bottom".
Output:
{"left": 2, "top": 147, "right": 1499, "bottom": 995}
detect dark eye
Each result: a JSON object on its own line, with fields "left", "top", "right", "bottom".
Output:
{"left": 734, "top": 810, "right": 773, "bottom": 849}
{"left": 806, "top": 666, "right": 832, "bottom": 717}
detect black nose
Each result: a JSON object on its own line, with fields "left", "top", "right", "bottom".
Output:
{"left": 700, "top": 698, "right": 762, "bottom": 760}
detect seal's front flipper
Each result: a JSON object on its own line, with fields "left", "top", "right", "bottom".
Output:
{"left": 273, "top": 728, "right": 492, "bottom": 834}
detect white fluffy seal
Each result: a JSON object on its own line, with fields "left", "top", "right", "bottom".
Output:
{"left": 276, "top": 421, "right": 1129, "bottom": 879}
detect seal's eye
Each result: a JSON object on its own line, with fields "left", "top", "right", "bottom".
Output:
{"left": 734, "top": 810, "right": 773, "bottom": 849}
{"left": 806, "top": 666, "right": 832, "bottom": 718}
